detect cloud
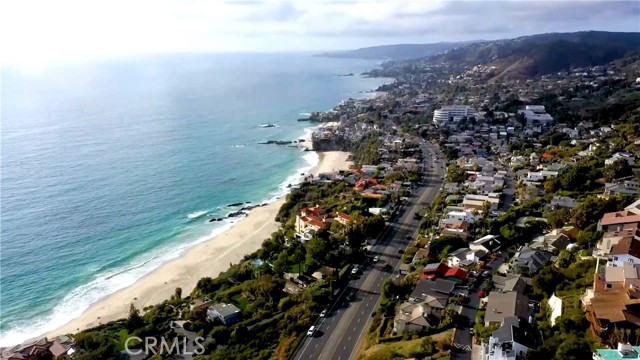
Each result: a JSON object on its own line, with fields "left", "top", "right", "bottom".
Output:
{"left": 2, "top": 0, "right": 638, "bottom": 63}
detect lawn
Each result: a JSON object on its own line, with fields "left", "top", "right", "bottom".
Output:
{"left": 363, "top": 329, "right": 453, "bottom": 359}
{"left": 287, "top": 263, "right": 302, "bottom": 274}
{"left": 232, "top": 293, "right": 250, "bottom": 310}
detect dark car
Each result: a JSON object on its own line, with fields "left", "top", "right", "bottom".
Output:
{"left": 398, "top": 249, "right": 404, "bottom": 254}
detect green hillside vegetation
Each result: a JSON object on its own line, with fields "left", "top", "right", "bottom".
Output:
{"left": 429, "top": 31, "right": 640, "bottom": 81}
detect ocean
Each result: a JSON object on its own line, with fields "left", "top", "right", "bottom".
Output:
{"left": 0, "top": 53, "right": 390, "bottom": 346}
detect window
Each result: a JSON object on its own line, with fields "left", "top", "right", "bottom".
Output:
{"left": 614, "top": 256, "right": 619, "bottom": 261}
{"left": 630, "top": 258, "right": 634, "bottom": 263}
{"left": 606, "top": 283, "right": 612, "bottom": 289}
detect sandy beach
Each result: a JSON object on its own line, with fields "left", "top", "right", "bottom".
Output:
{"left": 47, "top": 150, "right": 352, "bottom": 337}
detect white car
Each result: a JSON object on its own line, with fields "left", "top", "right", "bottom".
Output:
{"left": 373, "top": 256, "right": 379, "bottom": 262}
{"left": 351, "top": 266, "right": 359, "bottom": 275}
{"left": 307, "top": 326, "right": 315, "bottom": 336}
{"left": 320, "top": 309, "right": 328, "bottom": 317}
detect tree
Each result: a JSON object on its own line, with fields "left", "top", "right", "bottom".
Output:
{"left": 127, "top": 303, "right": 144, "bottom": 332}
{"left": 174, "top": 287, "right": 182, "bottom": 299}
{"left": 554, "top": 335, "right": 591, "bottom": 360}
{"left": 420, "top": 336, "right": 436, "bottom": 355}
{"left": 604, "top": 158, "right": 633, "bottom": 181}
{"left": 544, "top": 208, "right": 570, "bottom": 229}
{"left": 293, "top": 245, "right": 306, "bottom": 275}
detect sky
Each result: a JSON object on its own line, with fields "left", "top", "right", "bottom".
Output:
{"left": 1, "top": 0, "right": 639, "bottom": 64}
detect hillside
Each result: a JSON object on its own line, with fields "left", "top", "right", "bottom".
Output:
{"left": 316, "top": 41, "right": 476, "bottom": 60}
{"left": 428, "top": 31, "right": 640, "bottom": 81}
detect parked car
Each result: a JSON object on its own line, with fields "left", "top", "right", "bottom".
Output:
{"left": 373, "top": 256, "right": 379, "bottom": 262}
{"left": 398, "top": 249, "right": 404, "bottom": 254}
{"left": 320, "top": 309, "right": 328, "bottom": 317}
{"left": 351, "top": 266, "right": 359, "bottom": 275}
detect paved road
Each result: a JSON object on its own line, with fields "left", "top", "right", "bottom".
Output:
{"left": 293, "top": 144, "right": 445, "bottom": 360}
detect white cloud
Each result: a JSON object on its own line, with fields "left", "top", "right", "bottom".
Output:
{"left": 1, "top": 0, "right": 637, "bottom": 63}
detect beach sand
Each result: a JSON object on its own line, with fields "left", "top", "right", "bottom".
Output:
{"left": 46, "top": 150, "right": 352, "bottom": 337}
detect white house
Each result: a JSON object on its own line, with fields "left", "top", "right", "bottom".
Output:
{"left": 525, "top": 170, "right": 558, "bottom": 183}
{"left": 518, "top": 105, "right": 554, "bottom": 126}
{"left": 483, "top": 317, "right": 534, "bottom": 360}
{"left": 605, "top": 152, "right": 635, "bottom": 166}
{"left": 607, "top": 237, "right": 640, "bottom": 267}
{"left": 547, "top": 293, "right": 563, "bottom": 326}
{"left": 440, "top": 210, "right": 481, "bottom": 227}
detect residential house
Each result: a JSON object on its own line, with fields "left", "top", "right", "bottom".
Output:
{"left": 596, "top": 227, "right": 639, "bottom": 257}
{"left": 483, "top": 316, "right": 535, "bottom": 360}
{"left": 441, "top": 220, "right": 472, "bottom": 240}
{"left": 295, "top": 206, "right": 332, "bottom": 239}
{"left": 604, "top": 181, "right": 640, "bottom": 197}
{"left": 484, "top": 291, "right": 530, "bottom": 327}
{"left": 549, "top": 196, "right": 577, "bottom": 210}
{"left": 335, "top": 212, "right": 351, "bottom": 225}
{"left": 444, "top": 182, "right": 462, "bottom": 194}
{"left": 420, "top": 262, "right": 468, "bottom": 283}
{"left": 447, "top": 247, "right": 488, "bottom": 268}
{"left": 440, "top": 209, "right": 482, "bottom": 227}
{"left": 530, "top": 233, "right": 572, "bottom": 253}
{"left": 492, "top": 274, "right": 527, "bottom": 294}
{"left": 412, "top": 249, "right": 430, "bottom": 264}
{"left": 607, "top": 237, "right": 640, "bottom": 267}
{"left": 207, "top": 303, "right": 242, "bottom": 325}
{"left": 470, "top": 235, "right": 501, "bottom": 254}
{"left": 395, "top": 278, "right": 457, "bottom": 334}
{"left": 626, "top": 199, "right": 640, "bottom": 216}
{"left": 593, "top": 343, "right": 640, "bottom": 360}
{"left": 586, "top": 265, "right": 640, "bottom": 338}
{"left": 510, "top": 246, "right": 553, "bottom": 275}
{"left": 524, "top": 170, "right": 558, "bottom": 183}
{"left": 605, "top": 152, "right": 635, "bottom": 166}
{"left": 548, "top": 294, "right": 563, "bottom": 326}
{"left": 463, "top": 193, "right": 501, "bottom": 211}
{"left": 599, "top": 211, "right": 640, "bottom": 232}
{"left": 394, "top": 302, "right": 437, "bottom": 334}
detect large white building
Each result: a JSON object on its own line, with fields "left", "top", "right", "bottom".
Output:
{"left": 433, "top": 105, "right": 475, "bottom": 125}
{"left": 517, "top": 105, "right": 554, "bottom": 126}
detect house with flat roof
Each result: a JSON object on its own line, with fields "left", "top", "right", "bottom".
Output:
{"left": 207, "top": 303, "right": 242, "bottom": 325}
{"left": 593, "top": 343, "right": 640, "bottom": 360}
{"left": 608, "top": 209, "right": 640, "bottom": 230}
{"left": 484, "top": 292, "right": 529, "bottom": 327}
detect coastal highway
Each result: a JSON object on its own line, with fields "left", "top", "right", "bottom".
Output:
{"left": 293, "top": 143, "right": 445, "bottom": 360}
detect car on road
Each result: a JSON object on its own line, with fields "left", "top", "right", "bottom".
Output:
{"left": 405, "top": 235, "right": 412, "bottom": 241}
{"left": 320, "top": 309, "right": 328, "bottom": 317}
{"left": 346, "top": 290, "right": 355, "bottom": 301}
{"left": 383, "top": 263, "right": 392, "bottom": 272}
{"left": 351, "top": 266, "right": 359, "bottom": 275}
{"left": 307, "top": 326, "right": 315, "bottom": 336}
{"left": 373, "top": 256, "right": 379, "bottom": 262}
{"left": 398, "top": 249, "right": 404, "bottom": 254}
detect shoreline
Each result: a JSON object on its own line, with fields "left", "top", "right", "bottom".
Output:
{"left": 44, "top": 149, "right": 352, "bottom": 339}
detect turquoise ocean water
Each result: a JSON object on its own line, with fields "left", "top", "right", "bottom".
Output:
{"left": 0, "top": 53, "right": 389, "bottom": 345}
